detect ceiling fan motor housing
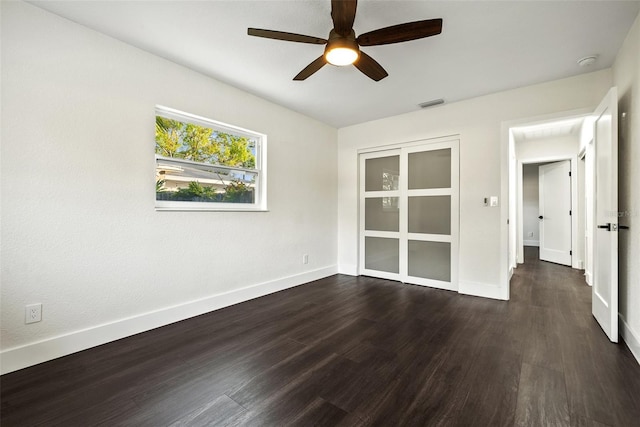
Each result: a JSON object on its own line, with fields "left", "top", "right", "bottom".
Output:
{"left": 324, "top": 29, "right": 360, "bottom": 65}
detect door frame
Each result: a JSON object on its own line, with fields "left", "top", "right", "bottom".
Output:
{"left": 516, "top": 155, "right": 578, "bottom": 267}
{"left": 501, "top": 108, "right": 592, "bottom": 300}
{"left": 357, "top": 135, "right": 460, "bottom": 291}
{"left": 579, "top": 135, "right": 595, "bottom": 286}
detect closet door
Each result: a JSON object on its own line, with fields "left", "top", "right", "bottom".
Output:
{"left": 404, "top": 143, "right": 459, "bottom": 290}
{"left": 359, "top": 140, "right": 458, "bottom": 291}
{"left": 359, "top": 149, "right": 401, "bottom": 281}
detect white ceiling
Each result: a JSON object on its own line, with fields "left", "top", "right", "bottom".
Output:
{"left": 511, "top": 116, "right": 585, "bottom": 142}
{"left": 29, "top": 0, "right": 640, "bottom": 128}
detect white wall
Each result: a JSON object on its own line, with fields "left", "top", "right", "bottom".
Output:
{"left": 522, "top": 165, "right": 539, "bottom": 246}
{"left": 613, "top": 12, "right": 640, "bottom": 363}
{"left": 516, "top": 134, "right": 580, "bottom": 160}
{"left": 0, "top": 2, "right": 338, "bottom": 373}
{"left": 338, "top": 70, "right": 611, "bottom": 300}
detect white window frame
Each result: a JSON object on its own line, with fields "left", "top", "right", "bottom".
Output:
{"left": 154, "top": 106, "right": 267, "bottom": 212}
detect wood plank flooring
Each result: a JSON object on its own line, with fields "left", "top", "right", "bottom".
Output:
{"left": 2, "top": 247, "right": 640, "bottom": 426}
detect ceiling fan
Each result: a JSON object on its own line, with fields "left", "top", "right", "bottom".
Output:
{"left": 248, "top": 0, "right": 442, "bottom": 81}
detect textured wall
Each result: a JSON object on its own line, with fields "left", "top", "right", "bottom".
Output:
{"left": 1, "top": 2, "right": 337, "bottom": 352}
{"left": 613, "top": 12, "right": 640, "bottom": 354}
{"left": 338, "top": 70, "right": 611, "bottom": 297}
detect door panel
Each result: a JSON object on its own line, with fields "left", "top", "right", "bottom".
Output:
{"left": 365, "top": 198, "right": 399, "bottom": 232}
{"left": 408, "top": 240, "right": 451, "bottom": 282}
{"left": 592, "top": 87, "right": 618, "bottom": 343}
{"left": 408, "top": 196, "right": 451, "bottom": 234}
{"left": 538, "top": 161, "right": 572, "bottom": 266}
{"left": 365, "top": 156, "right": 399, "bottom": 191}
{"left": 408, "top": 149, "right": 451, "bottom": 189}
{"left": 364, "top": 237, "right": 399, "bottom": 274}
{"left": 359, "top": 140, "right": 459, "bottom": 291}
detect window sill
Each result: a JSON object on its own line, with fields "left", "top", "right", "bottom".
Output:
{"left": 156, "top": 206, "right": 269, "bottom": 212}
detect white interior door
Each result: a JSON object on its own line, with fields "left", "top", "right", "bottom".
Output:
{"left": 359, "top": 140, "right": 459, "bottom": 291}
{"left": 592, "top": 87, "right": 618, "bottom": 343}
{"left": 538, "top": 161, "right": 572, "bottom": 266}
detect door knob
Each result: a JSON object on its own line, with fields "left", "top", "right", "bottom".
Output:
{"left": 538, "top": 215, "right": 543, "bottom": 220}
{"left": 597, "top": 223, "right": 612, "bottom": 231}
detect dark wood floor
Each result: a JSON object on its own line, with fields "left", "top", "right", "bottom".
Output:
{"left": 2, "top": 247, "right": 640, "bottom": 426}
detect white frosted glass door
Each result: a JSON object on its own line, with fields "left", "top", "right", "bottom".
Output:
{"left": 359, "top": 140, "right": 459, "bottom": 291}
{"left": 359, "top": 151, "right": 401, "bottom": 281}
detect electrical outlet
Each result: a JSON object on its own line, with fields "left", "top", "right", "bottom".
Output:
{"left": 25, "top": 303, "right": 42, "bottom": 324}
{"left": 302, "top": 254, "right": 309, "bottom": 265}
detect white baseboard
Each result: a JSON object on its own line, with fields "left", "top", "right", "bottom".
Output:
{"left": 0, "top": 266, "right": 337, "bottom": 375}
{"left": 585, "top": 271, "right": 592, "bottom": 286}
{"left": 620, "top": 314, "right": 640, "bottom": 366}
{"left": 338, "top": 263, "right": 358, "bottom": 276}
{"left": 523, "top": 240, "right": 539, "bottom": 247}
{"left": 459, "top": 280, "right": 506, "bottom": 300}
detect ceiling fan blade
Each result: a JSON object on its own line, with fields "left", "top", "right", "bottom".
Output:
{"left": 248, "top": 28, "right": 326, "bottom": 44}
{"left": 331, "top": 0, "right": 357, "bottom": 36}
{"left": 357, "top": 19, "right": 442, "bottom": 46}
{"left": 293, "top": 56, "right": 327, "bottom": 80}
{"left": 354, "top": 51, "right": 388, "bottom": 81}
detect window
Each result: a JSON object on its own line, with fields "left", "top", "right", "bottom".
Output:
{"left": 154, "top": 106, "right": 266, "bottom": 211}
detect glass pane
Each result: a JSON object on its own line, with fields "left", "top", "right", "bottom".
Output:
{"left": 156, "top": 157, "right": 256, "bottom": 204}
{"left": 408, "top": 149, "right": 451, "bottom": 189}
{"left": 365, "top": 197, "right": 399, "bottom": 232}
{"left": 408, "top": 196, "right": 451, "bottom": 235}
{"left": 155, "top": 111, "right": 260, "bottom": 205}
{"left": 408, "top": 240, "right": 451, "bottom": 282}
{"left": 365, "top": 237, "right": 399, "bottom": 273}
{"left": 365, "top": 156, "right": 400, "bottom": 192}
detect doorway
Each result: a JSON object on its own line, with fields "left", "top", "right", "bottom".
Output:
{"left": 510, "top": 117, "right": 585, "bottom": 271}
{"left": 521, "top": 159, "right": 574, "bottom": 266}
{"left": 522, "top": 161, "right": 573, "bottom": 266}
{"left": 504, "top": 88, "right": 620, "bottom": 343}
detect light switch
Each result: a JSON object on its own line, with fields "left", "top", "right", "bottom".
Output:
{"left": 490, "top": 196, "right": 499, "bottom": 207}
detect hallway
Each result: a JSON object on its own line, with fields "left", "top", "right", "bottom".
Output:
{"left": 511, "top": 246, "right": 640, "bottom": 426}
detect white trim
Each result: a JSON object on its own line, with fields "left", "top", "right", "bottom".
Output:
{"left": 523, "top": 240, "right": 540, "bottom": 247}
{"left": 338, "top": 264, "right": 358, "bottom": 276}
{"left": 406, "top": 233, "right": 451, "bottom": 243}
{"left": 156, "top": 105, "right": 264, "bottom": 141}
{"left": 362, "top": 230, "right": 399, "bottom": 239}
{"left": 585, "top": 271, "right": 592, "bottom": 286}
{"left": 407, "top": 277, "right": 457, "bottom": 292}
{"left": 407, "top": 188, "right": 452, "bottom": 197}
{"left": 502, "top": 108, "right": 593, "bottom": 301}
{"left": 0, "top": 266, "right": 337, "bottom": 375}
{"left": 154, "top": 106, "right": 268, "bottom": 212}
{"left": 620, "top": 314, "right": 640, "bottom": 366}
{"left": 357, "top": 134, "right": 460, "bottom": 155}
{"left": 459, "top": 280, "right": 505, "bottom": 300}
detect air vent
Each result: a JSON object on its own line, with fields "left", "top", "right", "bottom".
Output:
{"left": 419, "top": 99, "right": 444, "bottom": 109}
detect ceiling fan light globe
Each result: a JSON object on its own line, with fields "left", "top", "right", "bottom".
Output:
{"left": 325, "top": 47, "right": 359, "bottom": 66}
